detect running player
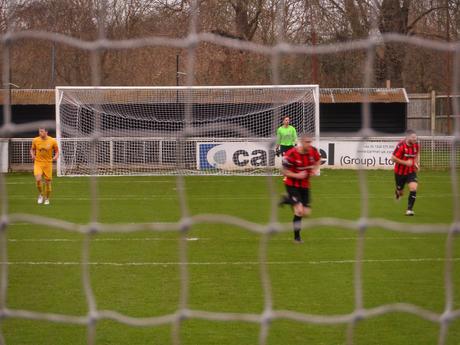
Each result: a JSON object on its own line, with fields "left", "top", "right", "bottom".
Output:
{"left": 391, "top": 129, "right": 420, "bottom": 216}
{"left": 30, "top": 128, "right": 59, "bottom": 205}
{"left": 280, "top": 134, "right": 321, "bottom": 243}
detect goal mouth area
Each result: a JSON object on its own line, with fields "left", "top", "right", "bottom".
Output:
{"left": 55, "top": 85, "right": 320, "bottom": 177}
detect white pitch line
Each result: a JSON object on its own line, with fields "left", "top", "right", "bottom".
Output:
{"left": 5, "top": 177, "right": 453, "bottom": 185}
{"left": 5, "top": 236, "right": 443, "bottom": 243}
{"left": 5, "top": 194, "right": 453, "bottom": 201}
{"left": 8, "top": 222, "right": 174, "bottom": 226}
{"left": 5, "top": 180, "right": 174, "bottom": 185}
{"left": 8, "top": 237, "right": 203, "bottom": 242}
{"left": 2, "top": 258, "right": 459, "bottom": 266}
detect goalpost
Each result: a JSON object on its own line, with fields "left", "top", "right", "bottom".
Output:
{"left": 55, "top": 85, "right": 320, "bottom": 176}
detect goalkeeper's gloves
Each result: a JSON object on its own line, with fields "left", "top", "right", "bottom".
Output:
{"left": 275, "top": 148, "right": 281, "bottom": 157}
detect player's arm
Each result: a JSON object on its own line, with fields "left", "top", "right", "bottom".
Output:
{"left": 391, "top": 144, "right": 413, "bottom": 166}
{"left": 275, "top": 127, "right": 281, "bottom": 149}
{"left": 282, "top": 167, "right": 308, "bottom": 180}
{"left": 415, "top": 151, "right": 420, "bottom": 171}
{"left": 52, "top": 141, "right": 59, "bottom": 161}
{"left": 310, "top": 148, "right": 321, "bottom": 176}
{"left": 308, "top": 161, "right": 321, "bottom": 177}
{"left": 281, "top": 156, "right": 307, "bottom": 179}
{"left": 30, "top": 141, "right": 36, "bottom": 161}
{"left": 391, "top": 154, "right": 414, "bottom": 167}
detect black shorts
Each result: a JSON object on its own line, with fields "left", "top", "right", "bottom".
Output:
{"left": 395, "top": 172, "right": 418, "bottom": 190}
{"left": 286, "top": 185, "right": 310, "bottom": 207}
{"left": 280, "top": 145, "right": 294, "bottom": 155}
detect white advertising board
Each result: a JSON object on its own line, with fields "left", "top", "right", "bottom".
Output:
{"left": 197, "top": 142, "right": 282, "bottom": 170}
{"left": 197, "top": 139, "right": 399, "bottom": 170}
{"left": 324, "top": 140, "right": 398, "bottom": 169}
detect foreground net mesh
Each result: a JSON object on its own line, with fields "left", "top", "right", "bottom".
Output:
{"left": 1, "top": 1, "right": 459, "bottom": 345}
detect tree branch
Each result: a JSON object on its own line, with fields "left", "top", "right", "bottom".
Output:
{"left": 407, "top": 6, "right": 446, "bottom": 33}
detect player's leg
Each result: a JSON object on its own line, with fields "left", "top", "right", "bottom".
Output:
{"left": 394, "top": 174, "right": 405, "bottom": 200}
{"left": 406, "top": 173, "right": 418, "bottom": 216}
{"left": 292, "top": 203, "right": 304, "bottom": 243}
{"left": 279, "top": 178, "right": 297, "bottom": 207}
{"left": 302, "top": 206, "right": 311, "bottom": 217}
{"left": 279, "top": 179, "right": 292, "bottom": 207}
{"left": 301, "top": 188, "right": 311, "bottom": 218}
{"left": 34, "top": 164, "right": 44, "bottom": 204}
{"left": 292, "top": 188, "right": 311, "bottom": 243}
{"left": 285, "top": 186, "right": 304, "bottom": 243}
{"left": 42, "top": 165, "right": 53, "bottom": 205}
{"left": 43, "top": 180, "right": 52, "bottom": 205}
{"left": 278, "top": 193, "right": 291, "bottom": 207}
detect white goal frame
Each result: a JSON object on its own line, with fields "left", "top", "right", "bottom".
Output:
{"left": 55, "top": 85, "right": 320, "bottom": 177}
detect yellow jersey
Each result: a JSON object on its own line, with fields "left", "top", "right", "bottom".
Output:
{"left": 32, "top": 136, "right": 58, "bottom": 163}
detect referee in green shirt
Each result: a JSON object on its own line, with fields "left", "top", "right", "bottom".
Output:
{"left": 276, "top": 116, "right": 298, "bottom": 156}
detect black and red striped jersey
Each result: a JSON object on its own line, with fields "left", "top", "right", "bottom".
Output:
{"left": 392, "top": 140, "right": 420, "bottom": 175}
{"left": 282, "top": 146, "right": 321, "bottom": 188}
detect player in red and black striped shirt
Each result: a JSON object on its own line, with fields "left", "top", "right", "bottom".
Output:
{"left": 391, "top": 129, "right": 420, "bottom": 216}
{"left": 279, "top": 134, "right": 321, "bottom": 243}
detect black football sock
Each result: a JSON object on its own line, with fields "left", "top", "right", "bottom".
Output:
{"left": 293, "top": 215, "right": 302, "bottom": 240}
{"left": 408, "top": 191, "right": 416, "bottom": 210}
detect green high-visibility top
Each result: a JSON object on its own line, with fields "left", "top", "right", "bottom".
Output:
{"left": 276, "top": 125, "right": 297, "bottom": 146}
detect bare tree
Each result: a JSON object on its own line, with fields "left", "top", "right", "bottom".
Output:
{"left": 1, "top": 0, "right": 459, "bottom": 90}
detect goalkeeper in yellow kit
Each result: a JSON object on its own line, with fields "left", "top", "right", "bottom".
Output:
{"left": 30, "top": 128, "right": 59, "bottom": 205}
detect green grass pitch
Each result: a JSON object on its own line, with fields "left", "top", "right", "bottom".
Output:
{"left": 2, "top": 170, "right": 460, "bottom": 345}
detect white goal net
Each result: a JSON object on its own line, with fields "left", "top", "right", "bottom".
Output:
{"left": 56, "top": 86, "right": 319, "bottom": 176}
